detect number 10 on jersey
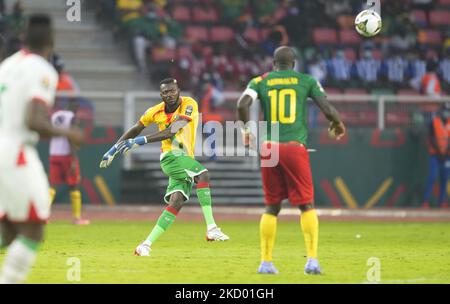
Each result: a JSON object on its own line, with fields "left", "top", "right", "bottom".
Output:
{"left": 268, "top": 89, "right": 297, "bottom": 124}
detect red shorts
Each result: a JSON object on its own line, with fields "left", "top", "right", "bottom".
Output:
{"left": 260, "top": 142, "right": 314, "bottom": 206}
{"left": 49, "top": 156, "right": 80, "bottom": 187}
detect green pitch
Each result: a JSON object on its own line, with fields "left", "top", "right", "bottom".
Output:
{"left": 1, "top": 221, "right": 450, "bottom": 283}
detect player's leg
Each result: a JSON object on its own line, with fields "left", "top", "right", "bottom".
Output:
{"left": 135, "top": 191, "right": 185, "bottom": 256}
{"left": 423, "top": 155, "right": 438, "bottom": 208}
{"left": 0, "top": 148, "right": 50, "bottom": 283}
{"left": 194, "top": 171, "right": 229, "bottom": 241}
{"left": 48, "top": 156, "right": 59, "bottom": 206}
{"left": 258, "top": 143, "right": 286, "bottom": 274}
{"left": 67, "top": 156, "right": 89, "bottom": 224}
{"left": 258, "top": 203, "right": 281, "bottom": 274}
{"left": 0, "top": 222, "right": 44, "bottom": 283}
{"left": 0, "top": 219, "right": 17, "bottom": 249}
{"left": 281, "top": 143, "right": 321, "bottom": 274}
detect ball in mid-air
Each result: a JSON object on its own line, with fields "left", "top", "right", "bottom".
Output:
{"left": 355, "top": 10, "right": 382, "bottom": 37}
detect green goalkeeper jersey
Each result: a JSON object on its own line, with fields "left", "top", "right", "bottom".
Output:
{"left": 246, "top": 69, "right": 326, "bottom": 145}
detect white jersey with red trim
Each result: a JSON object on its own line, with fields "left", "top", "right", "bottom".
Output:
{"left": 0, "top": 50, "right": 57, "bottom": 223}
{"left": 0, "top": 50, "right": 58, "bottom": 148}
{"left": 50, "top": 110, "right": 74, "bottom": 156}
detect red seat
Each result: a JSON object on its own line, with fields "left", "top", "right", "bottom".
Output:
{"left": 337, "top": 15, "right": 355, "bottom": 29}
{"left": 339, "top": 29, "right": 361, "bottom": 45}
{"left": 419, "top": 30, "right": 442, "bottom": 44}
{"left": 386, "top": 111, "right": 410, "bottom": 126}
{"left": 313, "top": 28, "right": 338, "bottom": 44}
{"left": 429, "top": 10, "right": 450, "bottom": 26}
{"left": 185, "top": 26, "right": 209, "bottom": 42}
{"left": 151, "top": 47, "right": 176, "bottom": 63}
{"left": 397, "top": 89, "right": 421, "bottom": 96}
{"left": 210, "top": 26, "right": 234, "bottom": 42}
{"left": 177, "top": 46, "right": 192, "bottom": 59}
{"left": 172, "top": 6, "right": 191, "bottom": 22}
{"left": 438, "top": 0, "right": 450, "bottom": 4}
{"left": 192, "top": 7, "right": 219, "bottom": 23}
{"left": 412, "top": 10, "right": 427, "bottom": 26}
{"left": 244, "top": 27, "right": 261, "bottom": 43}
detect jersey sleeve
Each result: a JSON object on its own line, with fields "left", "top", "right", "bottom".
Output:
{"left": 308, "top": 77, "right": 327, "bottom": 99}
{"left": 139, "top": 106, "right": 158, "bottom": 127}
{"left": 178, "top": 97, "right": 198, "bottom": 121}
{"left": 28, "top": 64, "right": 58, "bottom": 107}
{"left": 243, "top": 76, "right": 262, "bottom": 101}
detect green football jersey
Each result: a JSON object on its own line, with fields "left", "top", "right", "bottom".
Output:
{"left": 247, "top": 69, "right": 326, "bottom": 145}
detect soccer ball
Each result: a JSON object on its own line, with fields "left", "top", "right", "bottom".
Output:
{"left": 355, "top": 10, "right": 382, "bottom": 37}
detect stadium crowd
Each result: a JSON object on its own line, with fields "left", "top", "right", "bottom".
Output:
{"left": 95, "top": 0, "right": 450, "bottom": 99}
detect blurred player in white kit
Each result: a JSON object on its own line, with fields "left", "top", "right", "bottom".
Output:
{"left": 0, "top": 14, "right": 84, "bottom": 283}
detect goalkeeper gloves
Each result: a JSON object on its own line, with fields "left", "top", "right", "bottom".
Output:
{"left": 117, "top": 136, "right": 147, "bottom": 155}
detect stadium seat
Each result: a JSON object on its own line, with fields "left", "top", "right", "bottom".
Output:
{"left": 244, "top": 27, "right": 261, "bottom": 43}
{"left": 151, "top": 47, "right": 176, "bottom": 63}
{"left": 418, "top": 30, "right": 442, "bottom": 45}
{"left": 339, "top": 29, "right": 361, "bottom": 45}
{"left": 313, "top": 28, "right": 338, "bottom": 45}
{"left": 439, "top": 0, "right": 450, "bottom": 4}
{"left": 337, "top": 15, "right": 355, "bottom": 29}
{"left": 192, "top": 7, "right": 219, "bottom": 23}
{"left": 411, "top": 10, "right": 427, "bottom": 27}
{"left": 185, "top": 26, "right": 209, "bottom": 42}
{"left": 386, "top": 111, "right": 411, "bottom": 126}
{"left": 210, "top": 26, "right": 234, "bottom": 42}
{"left": 172, "top": 6, "right": 191, "bottom": 22}
{"left": 177, "top": 46, "right": 193, "bottom": 59}
{"left": 429, "top": 10, "right": 450, "bottom": 26}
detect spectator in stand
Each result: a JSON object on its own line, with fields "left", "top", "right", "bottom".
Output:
{"left": 383, "top": 50, "right": 408, "bottom": 88}
{"left": 219, "top": 0, "right": 250, "bottom": 24}
{"left": 260, "top": 26, "right": 288, "bottom": 57}
{"left": 422, "top": 102, "right": 450, "bottom": 209}
{"left": 51, "top": 54, "right": 80, "bottom": 93}
{"left": 421, "top": 60, "right": 442, "bottom": 98}
{"left": 356, "top": 49, "right": 381, "bottom": 86}
{"left": 252, "top": 0, "right": 278, "bottom": 26}
{"left": 439, "top": 48, "right": 450, "bottom": 91}
{"left": 328, "top": 49, "right": 353, "bottom": 84}
{"left": 407, "top": 51, "right": 427, "bottom": 88}
{"left": 307, "top": 54, "right": 327, "bottom": 85}
{"left": 4, "top": 0, "right": 26, "bottom": 55}
{"left": 389, "top": 25, "right": 417, "bottom": 53}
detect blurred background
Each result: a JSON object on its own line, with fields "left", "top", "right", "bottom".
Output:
{"left": 2, "top": 0, "right": 450, "bottom": 210}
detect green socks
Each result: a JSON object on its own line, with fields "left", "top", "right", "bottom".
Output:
{"left": 197, "top": 183, "right": 217, "bottom": 229}
{"left": 145, "top": 207, "right": 178, "bottom": 245}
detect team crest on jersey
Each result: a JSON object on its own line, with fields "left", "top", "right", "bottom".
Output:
{"left": 185, "top": 105, "right": 193, "bottom": 116}
{"left": 42, "top": 77, "right": 50, "bottom": 90}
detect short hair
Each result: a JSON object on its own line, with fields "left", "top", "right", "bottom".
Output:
{"left": 25, "top": 14, "right": 53, "bottom": 52}
{"left": 160, "top": 78, "right": 178, "bottom": 86}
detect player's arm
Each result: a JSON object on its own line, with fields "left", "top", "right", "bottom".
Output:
{"left": 117, "top": 117, "right": 190, "bottom": 155}
{"left": 99, "top": 121, "right": 146, "bottom": 168}
{"left": 237, "top": 86, "right": 258, "bottom": 149}
{"left": 26, "top": 100, "right": 84, "bottom": 145}
{"left": 313, "top": 95, "right": 346, "bottom": 140}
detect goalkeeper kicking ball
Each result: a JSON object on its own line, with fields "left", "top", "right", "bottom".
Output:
{"left": 355, "top": 10, "right": 382, "bottom": 37}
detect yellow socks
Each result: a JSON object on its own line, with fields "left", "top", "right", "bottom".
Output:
{"left": 70, "top": 190, "right": 82, "bottom": 220}
{"left": 300, "top": 209, "right": 319, "bottom": 259}
{"left": 260, "top": 213, "right": 277, "bottom": 262}
{"left": 49, "top": 188, "right": 56, "bottom": 206}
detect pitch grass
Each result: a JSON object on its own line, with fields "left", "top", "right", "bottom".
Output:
{"left": 1, "top": 221, "right": 450, "bottom": 284}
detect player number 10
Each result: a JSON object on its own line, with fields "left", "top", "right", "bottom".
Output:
{"left": 268, "top": 89, "right": 296, "bottom": 124}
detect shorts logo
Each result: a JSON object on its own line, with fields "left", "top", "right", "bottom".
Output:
{"left": 42, "top": 77, "right": 50, "bottom": 90}
{"left": 185, "top": 105, "right": 193, "bottom": 116}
